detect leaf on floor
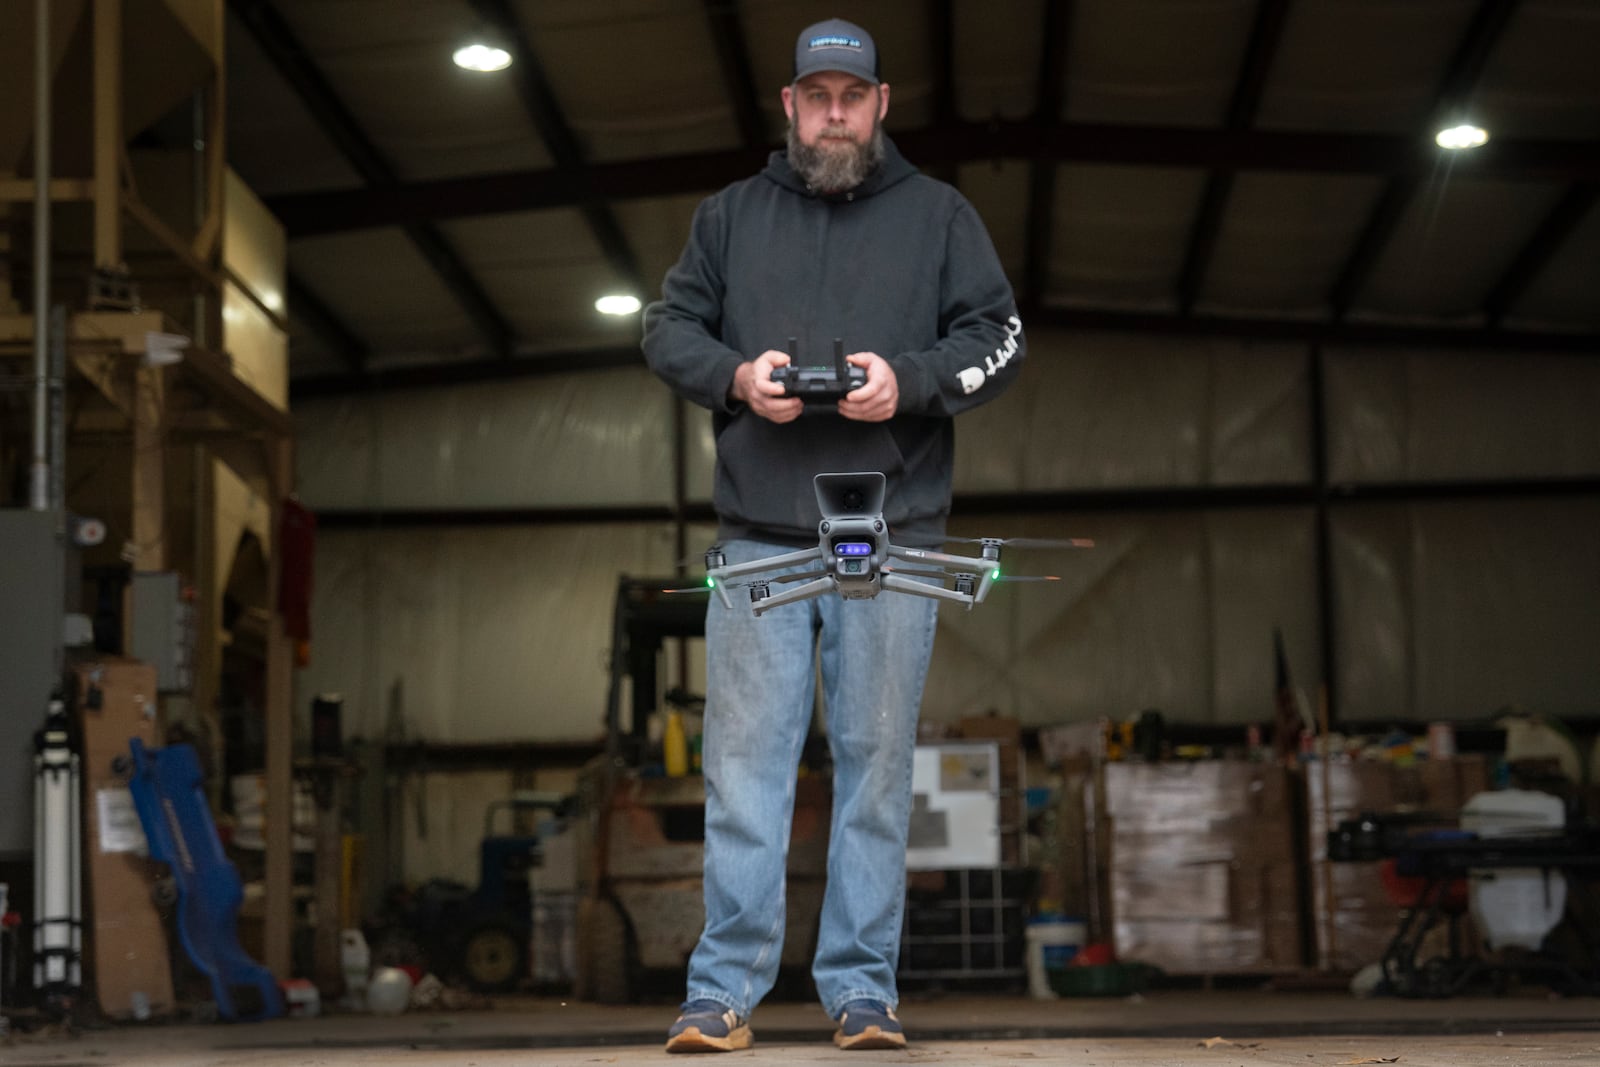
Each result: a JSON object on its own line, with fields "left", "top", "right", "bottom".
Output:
{"left": 1337, "top": 1057, "right": 1400, "bottom": 1064}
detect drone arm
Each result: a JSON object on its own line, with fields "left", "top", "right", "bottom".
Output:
{"left": 708, "top": 547, "right": 825, "bottom": 608}
{"left": 974, "top": 568, "right": 998, "bottom": 604}
{"left": 750, "top": 576, "right": 836, "bottom": 617}
{"left": 880, "top": 572, "right": 975, "bottom": 609}
{"left": 712, "top": 546, "right": 824, "bottom": 582}
{"left": 888, "top": 544, "right": 988, "bottom": 571}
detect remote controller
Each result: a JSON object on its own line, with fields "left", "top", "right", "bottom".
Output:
{"left": 770, "top": 337, "right": 867, "bottom": 402}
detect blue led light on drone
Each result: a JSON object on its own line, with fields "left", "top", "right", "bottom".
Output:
{"left": 835, "top": 542, "right": 873, "bottom": 557}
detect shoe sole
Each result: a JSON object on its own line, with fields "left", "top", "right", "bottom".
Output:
{"left": 834, "top": 1026, "right": 907, "bottom": 1050}
{"left": 665, "top": 1024, "right": 753, "bottom": 1053}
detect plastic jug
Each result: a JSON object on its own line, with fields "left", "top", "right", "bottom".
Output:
{"left": 341, "top": 928, "right": 371, "bottom": 1009}
{"left": 664, "top": 711, "right": 689, "bottom": 777}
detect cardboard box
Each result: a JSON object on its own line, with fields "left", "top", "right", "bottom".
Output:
{"left": 74, "top": 658, "right": 176, "bottom": 1019}
{"left": 1105, "top": 761, "right": 1303, "bottom": 974}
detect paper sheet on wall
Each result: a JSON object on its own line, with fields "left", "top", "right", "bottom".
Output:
{"left": 96, "top": 787, "right": 149, "bottom": 855}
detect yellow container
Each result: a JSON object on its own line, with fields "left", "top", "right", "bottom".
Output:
{"left": 663, "top": 711, "right": 689, "bottom": 777}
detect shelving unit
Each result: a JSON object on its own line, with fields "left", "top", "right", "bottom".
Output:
{"left": 900, "top": 867, "right": 1029, "bottom": 980}
{"left": 899, "top": 739, "right": 1029, "bottom": 984}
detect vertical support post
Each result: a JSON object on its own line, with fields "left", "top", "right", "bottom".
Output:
{"left": 191, "top": 449, "right": 221, "bottom": 806}
{"left": 129, "top": 365, "right": 166, "bottom": 573}
{"left": 263, "top": 435, "right": 295, "bottom": 978}
{"left": 312, "top": 773, "right": 343, "bottom": 994}
{"left": 30, "top": 0, "right": 53, "bottom": 511}
{"left": 93, "top": 0, "right": 122, "bottom": 271}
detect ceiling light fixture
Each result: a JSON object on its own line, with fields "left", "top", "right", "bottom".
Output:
{"left": 596, "top": 294, "right": 642, "bottom": 316}
{"left": 1435, "top": 123, "right": 1489, "bottom": 150}
{"left": 453, "top": 42, "right": 512, "bottom": 73}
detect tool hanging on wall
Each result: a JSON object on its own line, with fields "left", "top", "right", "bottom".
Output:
{"left": 32, "top": 695, "right": 81, "bottom": 1011}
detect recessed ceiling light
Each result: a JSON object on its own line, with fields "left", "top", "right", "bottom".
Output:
{"left": 454, "top": 43, "right": 512, "bottom": 72}
{"left": 1435, "top": 124, "right": 1489, "bottom": 150}
{"left": 596, "top": 294, "right": 642, "bottom": 316}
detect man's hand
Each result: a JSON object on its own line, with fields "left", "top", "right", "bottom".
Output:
{"left": 731, "top": 349, "right": 803, "bottom": 423}
{"left": 838, "top": 353, "right": 898, "bottom": 423}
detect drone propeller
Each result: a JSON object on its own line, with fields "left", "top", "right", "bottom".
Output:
{"left": 946, "top": 535, "right": 1094, "bottom": 549}
{"left": 658, "top": 581, "right": 714, "bottom": 596}
{"left": 992, "top": 574, "right": 1061, "bottom": 583}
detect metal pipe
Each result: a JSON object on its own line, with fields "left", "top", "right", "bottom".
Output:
{"left": 29, "top": 0, "right": 53, "bottom": 511}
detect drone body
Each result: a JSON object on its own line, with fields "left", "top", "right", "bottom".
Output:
{"left": 702, "top": 472, "right": 1090, "bottom": 617}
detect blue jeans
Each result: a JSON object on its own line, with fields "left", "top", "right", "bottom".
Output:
{"left": 687, "top": 539, "right": 939, "bottom": 1019}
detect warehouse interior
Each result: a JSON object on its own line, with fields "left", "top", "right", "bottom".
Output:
{"left": 1, "top": 0, "right": 1598, "bottom": 1058}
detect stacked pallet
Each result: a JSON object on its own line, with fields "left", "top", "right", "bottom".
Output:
{"left": 1106, "top": 761, "right": 1303, "bottom": 975}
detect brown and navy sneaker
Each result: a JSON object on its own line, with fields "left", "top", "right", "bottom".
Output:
{"left": 833, "top": 1000, "right": 906, "bottom": 1050}
{"left": 665, "top": 999, "right": 753, "bottom": 1053}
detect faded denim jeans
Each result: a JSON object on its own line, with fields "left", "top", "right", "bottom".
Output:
{"left": 686, "top": 538, "right": 938, "bottom": 1019}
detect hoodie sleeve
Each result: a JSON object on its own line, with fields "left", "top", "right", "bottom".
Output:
{"left": 641, "top": 195, "right": 748, "bottom": 413}
{"left": 888, "top": 198, "right": 1025, "bottom": 417}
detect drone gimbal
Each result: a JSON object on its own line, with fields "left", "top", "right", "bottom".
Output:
{"left": 702, "top": 472, "right": 1088, "bottom": 617}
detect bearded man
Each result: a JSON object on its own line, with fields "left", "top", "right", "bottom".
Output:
{"left": 642, "top": 17, "right": 1025, "bottom": 1053}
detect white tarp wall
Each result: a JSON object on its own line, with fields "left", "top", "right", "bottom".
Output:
{"left": 292, "top": 329, "right": 1600, "bottom": 743}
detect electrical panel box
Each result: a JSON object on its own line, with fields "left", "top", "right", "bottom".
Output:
{"left": 128, "top": 571, "right": 194, "bottom": 692}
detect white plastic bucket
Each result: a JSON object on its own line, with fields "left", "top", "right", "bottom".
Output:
{"left": 1024, "top": 917, "right": 1086, "bottom": 1000}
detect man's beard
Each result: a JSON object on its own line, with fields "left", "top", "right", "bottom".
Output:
{"left": 787, "top": 118, "right": 885, "bottom": 194}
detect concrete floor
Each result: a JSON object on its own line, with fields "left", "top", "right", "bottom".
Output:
{"left": 4, "top": 990, "right": 1599, "bottom": 1066}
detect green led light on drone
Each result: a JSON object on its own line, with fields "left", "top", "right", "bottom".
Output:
{"left": 706, "top": 577, "right": 715, "bottom": 588}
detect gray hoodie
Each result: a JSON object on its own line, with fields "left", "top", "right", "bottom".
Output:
{"left": 642, "top": 136, "right": 1024, "bottom": 548}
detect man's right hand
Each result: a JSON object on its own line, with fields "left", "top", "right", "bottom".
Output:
{"left": 731, "top": 349, "right": 804, "bottom": 423}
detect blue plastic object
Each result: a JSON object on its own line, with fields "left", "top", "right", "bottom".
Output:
{"left": 125, "top": 738, "right": 284, "bottom": 1021}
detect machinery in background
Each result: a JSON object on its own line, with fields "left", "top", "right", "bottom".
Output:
{"left": 368, "top": 792, "right": 571, "bottom": 993}
{"left": 1328, "top": 792, "right": 1600, "bottom": 997}
{"left": 571, "top": 577, "right": 830, "bottom": 1004}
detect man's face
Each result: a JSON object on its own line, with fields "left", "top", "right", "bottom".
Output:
{"left": 782, "top": 71, "right": 891, "bottom": 192}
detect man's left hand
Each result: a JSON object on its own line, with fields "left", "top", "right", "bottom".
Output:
{"left": 838, "top": 353, "right": 898, "bottom": 422}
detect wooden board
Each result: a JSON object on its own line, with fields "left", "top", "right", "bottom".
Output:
{"left": 74, "top": 657, "right": 176, "bottom": 1019}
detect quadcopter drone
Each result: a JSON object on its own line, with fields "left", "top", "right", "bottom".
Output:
{"left": 694, "top": 472, "right": 1092, "bottom": 617}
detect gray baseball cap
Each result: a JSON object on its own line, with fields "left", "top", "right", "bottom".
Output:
{"left": 793, "top": 18, "right": 880, "bottom": 84}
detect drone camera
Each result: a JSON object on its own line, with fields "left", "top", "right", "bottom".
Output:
{"left": 814, "top": 471, "right": 886, "bottom": 521}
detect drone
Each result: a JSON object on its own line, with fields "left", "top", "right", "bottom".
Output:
{"left": 692, "top": 472, "right": 1093, "bottom": 617}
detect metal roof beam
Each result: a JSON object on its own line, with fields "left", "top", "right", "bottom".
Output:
{"left": 928, "top": 0, "right": 957, "bottom": 128}
{"left": 1482, "top": 183, "right": 1599, "bottom": 326}
{"left": 264, "top": 123, "right": 1600, "bottom": 239}
{"left": 704, "top": 0, "right": 768, "bottom": 149}
{"left": 1176, "top": 0, "right": 1291, "bottom": 314}
{"left": 289, "top": 307, "right": 1599, "bottom": 400}
{"left": 229, "top": 0, "right": 516, "bottom": 357}
{"left": 1325, "top": 0, "right": 1522, "bottom": 320}
{"left": 287, "top": 274, "right": 368, "bottom": 374}
{"left": 468, "top": 0, "right": 644, "bottom": 291}
{"left": 1021, "top": 0, "right": 1073, "bottom": 309}
{"left": 290, "top": 343, "right": 647, "bottom": 399}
